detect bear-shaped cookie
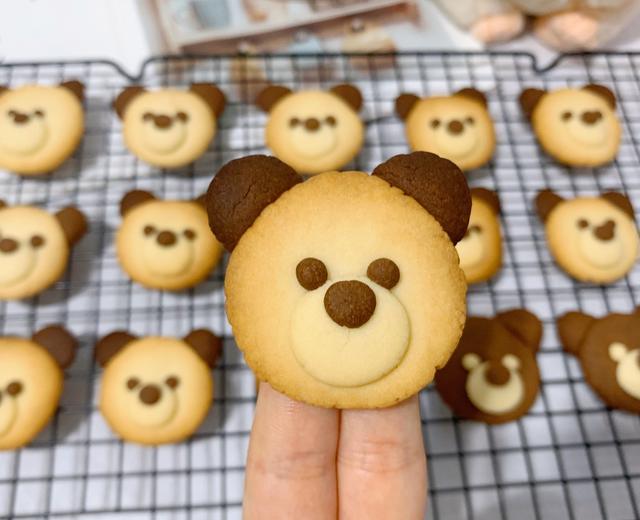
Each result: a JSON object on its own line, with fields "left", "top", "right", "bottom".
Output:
{"left": 0, "top": 201, "right": 88, "bottom": 300}
{"left": 256, "top": 84, "right": 364, "bottom": 175}
{"left": 520, "top": 84, "right": 621, "bottom": 167}
{"left": 0, "top": 81, "right": 84, "bottom": 175}
{"left": 558, "top": 308, "right": 640, "bottom": 414}
{"left": 95, "top": 330, "right": 221, "bottom": 445}
{"left": 395, "top": 88, "right": 496, "bottom": 171}
{"left": 114, "top": 84, "right": 226, "bottom": 169}
{"left": 206, "top": 152, "right": 471, "bottom": 408}
{"left": 434, "top": 309, "right": 542, "bottom": 424}
{"left": 535, "top": 189, "right": 638, "bottom": 283}
{"left": 0, "top": 326, "right": 77, "bottom": 450}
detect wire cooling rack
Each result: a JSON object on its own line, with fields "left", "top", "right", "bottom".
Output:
{"left": 0, "top": 52, "right": 639, "bottom": 520}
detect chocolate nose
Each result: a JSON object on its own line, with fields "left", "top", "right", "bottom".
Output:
{"left": 305, "top": 118, "right": 320, "bottom": 132}
{"left": 447, "top": 120, "right": 464, "bottom": 135}
{"left": 156, "top": 230, "right": 176, "bottom": 247}
{"left": 0, "top": 238, "right": 18, "bottom": 254}
{"left": 154, "top": 115, "right": 172, "bottom": 129}
{"left": 581, "top": 110, "right": 602, "bottom": 125}
{"left": 485, "top": 361, "right": 510, "bottom": 386}
{"left": 324, "top": 280, "right": 376, "bottom": 328}
{"left": 14, "top": 112, "right": 29, "bottom": 124}
{"left": 139, "top": 384, "right": 161, "bottom": 405}
{"left": 594, "top": 220, "right": 615, "bottom": 241}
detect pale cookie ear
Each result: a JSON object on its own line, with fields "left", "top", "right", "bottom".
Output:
{"left": 95, "top": 331, "right": 137, "bottom": 367}
{"left": 255, "top": 85, "right": 293, "bottom": 112}
{"left": 372, "top": 152, "right": 471, "bottom": 244}
{"left": 557, "top": 311, "right": 595, "bottom": 356}
{"left": 113, "top": 86, "right": 146, "bottom": 119}
{"left": 519, "top": 88, "right": 546, "bottom": 119}
{"left": 462, "top": 352, "right": 481, "bottom": 371}
{"left": 601, "top": 192, "right": 635, "bottom": 220}
{"left": 190, "top": 83, "right": 226, "bottom": 118}
{"left": 60, "top": 80, "right": 85, "bottom": 102}
{"left": 608, "top": 342, "right": 628, "bottom": 363}
{"left": 184, "top": 329, "right": 222, "bottom": 368}
{"left": 32, "top": 325, "right": 78, "bottom": 369}
{"left": 55, "top": 207, "right": 88, "bottom": 246}
{"left": 329, "top": 84, "right": 363, "bottom": 111}
{"left": 455, "top": 87, "right": 487, "bottom": 107}
{"left": 206, "top": 155, "right": 303, "bottom": 251}
{"left": 120, "top": 190, "right": 156, "bottom": 216}
{"left": 471, "top": 187, "right": 501, "bottom": 214}
{"left": 535, "top": 189, "right": 564, "bottom": 222}
{"left": 583, "top": 84, "right": 616, "bottom": 109}
{"left": 395, "top": 93, "right": 420, "bottom": 120}
{"left": 496, "top": 309, "right": 542, "bottom": 353}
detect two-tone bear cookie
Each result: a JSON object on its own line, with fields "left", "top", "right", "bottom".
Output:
{"left": 520, "top": 84, "right": 621, "bottom": 167}
{"left": 456, "top": 188, "right": 503, "bottom": 284}
{"left": 114, "top": 84, "right": 226, "bottom": 169}
{"left": 206, "top": 152, "right": 471, "bottom": 409}
{"left": 435, "top": 309, "right": 542, "bottom": 424}
{"left": 0, "top": 201, "right": 88, "bottom": 300}
{"left": 0, "top": 326, "right": 77, "bottom": 450}
{"left": 558, "top": 308, "right": 640, "bottom": 413}
{"left": 256, "top": 84, "right": 364, "bottom": 175}
{"left": 95, "top": 330, "right": 221, "bottom": 445}
{"left": 0, "top": 81, "right": 84, "bottom": 175}
{"left": 116, "top": 190, "right": 223, "bottom": 291}
{"left": 395, "top": 88, "right": 496, "bottom": 171}
{"left": 535, "top": 189, "right": 638, "bottom": 283}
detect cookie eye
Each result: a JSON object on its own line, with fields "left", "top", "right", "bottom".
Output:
{"left": 367, "top": 258, "right": 400, "bottom": 289}
{"left": 577, "top": 219, "right": 589, "bottom": 229}
{"left": 126, "top": 378, "right": 140, "bottom": 390}
{"left": 326, "top": 115, "right": 337, "bottom": 126}
{"left": 166, "top": 376, "right": 180, "bottom": 389}
{"left": 6, "top": 381, "right": 23, "bottom": 396}
{"left": 289, "top": 117, "right": 301, "bottom": 128}
{"left": 296, "top": 258, "right": 328, "bottom": 291}
{"left": 143, "top": 225, "right": 156, "bottom": 236}
{"left": 184, "top": 229, "right": 196, "bottom": 241}
{"left": 30, "top": 235, "right": 45, "bottom": 248}
{"left": 561, "top": 111, "right": 572, "bottom": 121}
{"left": 464, "top": 225, "right": 482, "bottom": 238}
{"left": 7, "top": 110, "right": 16, "bottom": 118}
{"left": 466, "top": 116, "right": 475, "bottom": 125}
{"left": 143, "top": 112, "right": 154, "bottom": 122}
{"left": 176, "top": 111, "right": 189, "bottom": 122}
{"left": 430, "top": 119, "right": 440, "bottom": 129}
{"left": 34, "top": 109, "right": 44, "bottom": 118}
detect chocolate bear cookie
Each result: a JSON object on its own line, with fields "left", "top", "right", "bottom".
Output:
{"left": 520, "top": 84, "right": 621, "bottom": 167}
{"left": 114, "top": 84, "right": 226, "bottom": 169}
{"left": 456, "top": 188, "right": 503, "bottom": 284}
{"left": 206, "top": 152, "right": 471, "bottom": 409}
{"left": 558, "top": 308, "right": 640, "bottom": 413}
{"left": 256, "top": 84, "right": 364, "bottom": 175}
{"left": 0, "top": 201, "right": 87, "bottom": 300}
{"left": 435, "top": 309, "right": 542, "bottom": 424}
{"left": 395, "top": 88, "right": 496, "bottom": 171}
{"left": 0, "top": 326, "right": 77, "bottom": 450}
{"left": 535, "top": 189, "right": 638, "bottom": 284}
{"left": 116, "top": 190, "right": 223, "bottom": 291}
{"left": 96, "top": 330, "right": 221, "bottom": 445}
{"left": 0, "top": 81, "right": 84, "bottom": 175}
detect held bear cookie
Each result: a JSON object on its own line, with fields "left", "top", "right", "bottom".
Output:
{"left": 0, "top": 81, "right": 84, "bottom": 175}
{"left": 256, "top": 84, "right": 364, "bottom": 175}
{"left": 116, "top": 190, "right": 223, "bottom": 291}
{"left": 0, "top": 326, "right": 77, "bottom": 450}
{"left": 395, "top": 88, "right": 496, "bottom": 171}
{"left": 0, "top": 201, "right": 88, "bottom": 300}
{"left": 456, "top": 188, "right": 503, "bottom": 284}
{"left": 114, "top": 84, "right": 226, "bottom": 169}
{"left": 535, "top": 189, "right": 638, "bottom": 284}
{"left": 95, "top": 330, "right": 221, "bottom": 445}
{"left": 558, "top": 308, "right": 640, "bottom": 413}
{"left": 434, "top": 309, "right": 543, "bottom": 424}
{"left": 519, "top": 84, "right": 621, "bottom": 167}
{"left": 206, "top": 152, "right": 471, "bottom": 409}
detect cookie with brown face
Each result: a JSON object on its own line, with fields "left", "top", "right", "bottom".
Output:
{"left": 0, "top": 201, "right": 88, "bottom": 300}
{"left": 434, "top": 309, "right": 542, "bottom": 424}
{"left": 0, "top": 81, "right": 84, "bottom": 175}
{"left": 206, "top": 152, "right": 471, "bottom": 409}
{"left": 256, "top": 84, "right": 364, "bottom": 175}
{"left": 114, "top": 84, "right": 225, "bottom": 169}
{"left": 520, "top": 84, "right": 621, "bottom": 167}
{"left": 535, "top": 189, "right": 638, "bottom": 284}
{"left": 96, "top": 330, "right": 221, "bottom": 445}
{"left": 395, "top": 88, "right": 496, "bottom": 171}
{"left": 558, "top": 308, "right": 640, "bottom": 414}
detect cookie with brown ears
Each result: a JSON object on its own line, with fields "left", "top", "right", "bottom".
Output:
{"left": 519, "top": 84, "right": 621, "bottom": 167}
{"left": 535, "top": 189, "right": 638, "bottom": 283}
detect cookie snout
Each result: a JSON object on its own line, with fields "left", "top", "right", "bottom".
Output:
{"left": 581, "top": 110, "right": 603, "bottom": 125}
{"left": 594, "top": 220, "right": 616, "bottom": 241}
{"left": 447, "top": 119, "right": 464, "bottom": 135}
{"left": 157, "top": 230, "right": 177, "bottom": 247}
{"left": 0, "top": 238, "right": 19, "bottom": 254}
{"left": 154, "top": 115, "right": 172, "bottom": 129}
{"left": 11, "top": 111, "right": 30, "bottom": 125}
{"left": 305, "top": 118, "right": 321, "bottom": 132}
{"left": 139, "top": 384, "right": 162, "bottom": 405}
{"left": 485, "top": 361, "right": 510, "bottom": 386}
{"left": 323, "top": 280, "right": 376, "bottom": 328}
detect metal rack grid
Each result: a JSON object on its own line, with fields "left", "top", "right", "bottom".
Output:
{"left": 0, "top": 52, "right": 638, "bottom": 520}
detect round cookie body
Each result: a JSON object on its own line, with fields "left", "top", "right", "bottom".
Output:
{"left": 264, "top": 91, "right": 364, "bottom": 175}
{"left": 225, "top": 171, "right": 467, "bottom": 409}
{"left": 0, "top": 339, "right": 63, "bottom": 450}
{"left": 116, "top": 200, "right": 223, "bottom": 290}
{"left": 99, "top": 337, "right": 214, "bottom": 445}
{"left": 0, "top": 85, "right": 84, "bottom": 175}
{"left": 121, "top": 90, "right": 217, "bottom": 168}
{"left": 0, "top": 206, "right": 70, "bottom": 300}
{"left": 531, "top": 89, "right": 621, "bottom": 167}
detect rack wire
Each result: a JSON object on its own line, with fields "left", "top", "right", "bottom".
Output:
{"left": 0, "top": 52, "right": 638, "bottom": 520}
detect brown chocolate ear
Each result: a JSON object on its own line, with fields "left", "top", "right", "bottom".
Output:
{"left": 0, "top": 200, "right": 6, "bottom": 210}
{"left": 95, "top": 331, "right": 137, "bottom": 367}
{"left": 60, "top": 80, "right": 84, "bottom": 102}
{"left": 471, "top": 187, "right": 500, "bottom": 214}
{"left": 206, "top": 155, "right": 303, "bottom": 251}
{"left": 395, "top": 93, "right": 420, "bottom": 120}
{"left": 55, "top": 207, "right": 88, "bottom": 246}
{"left": 496, "top": 309, "right": 542, "bottom": 353}
{"left": 113, "top": 86, "right": 146, "bottom": 119}
{"left": 190, "top": 83, "right": 226, "bottom": 118}
{"left": 601, "top": 191, "right": 634, "bottom": 220}
{"left": 256, "top": 85, "right": 293, "bottom": 112}
{"left": 184, "top": 329, "right": 222, "bottom": 368}
{"left": 32, "top": 325, "right": 77, "bottom": 369}
{"left": 330, "top": 84, "right": 362, "bottom": 111}
{"left": 519, "top": 88, "right": 546, "bottom": 119}
{"left": 535, "top": 189, "right": 564, "bottom": 222}
{"left": 372, "top": 152, "right": 471, "bottom": 244}
{"left": 0, "top": 86, "right": 7, "bottom": 96}
{"left": 583, "top": 84, "right": 616, "bottom": 109}
{"left": 557, "top": 311, "right": 595, "bottom": 356}
{"left": 120, "top": 190, "right": 156, "bottom": 216}
{"left": 455, "top": 87, "right": 487, "bottom": 107}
